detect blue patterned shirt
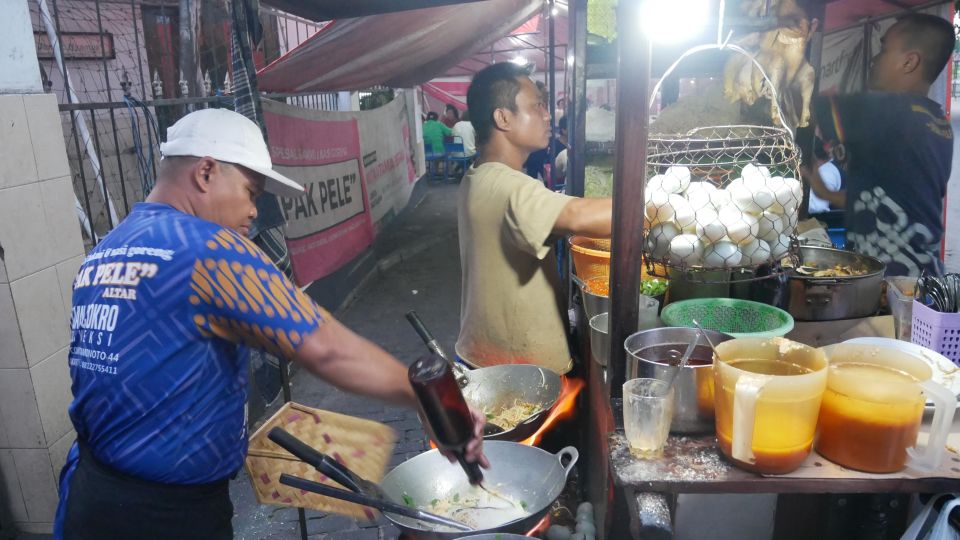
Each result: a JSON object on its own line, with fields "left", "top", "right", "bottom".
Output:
{"left": 66, "top": 202, "right": 325, "bottom": 484}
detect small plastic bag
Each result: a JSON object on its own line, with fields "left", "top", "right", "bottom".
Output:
{"left": 901, "top": 494, "right": 960, "bottom": 540}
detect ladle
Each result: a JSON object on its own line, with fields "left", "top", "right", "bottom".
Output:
{"left": 662, "top": 327, "right": 702, "bottom": 396}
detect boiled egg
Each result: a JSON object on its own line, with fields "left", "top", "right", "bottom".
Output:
{"left": 703, "top": 241, "right": 743, "bottom": 267}
{"left": 664, "top": 165, "right": 692, "bottom": 192}
{"left": 740, "top": 239, "right": 772, "bottom": 266}
{"left": 685, "top": 181, "right": 718, "bottom": 211}
{"left": 697, "top": 208, "right": 726, "bottom": 243}
{"left": 669, "top": 234, "right": 703, "bottom": 265}
{"left": 686, "top": 207, "right": 717, "bottom": 234}
{"left": 718, "top": 207, "right": 759, "bottom": 244}
{"left": 644, "top": 190, "right": 673, "bottom": 225}
{"left": 709, "top": 188, "right": 732, "bottom": 209}
{"left": 770, "top": 233, "right": 792, "bottom": 258}
{"left": 741, "top": 163, "right": 772, "bottom": 187}
{"left": 671, "top": 195, "right": 696, "bottom": 231}
{"left": 646, "top": 222, "right": 680, "bottom": 259}
{"left": 729, "top": 183, "right": 776, "bottom": 214}
{"left": 648, "top": 170, "right": 685, "bottom": 194}
{"left": 757, "top": 211, "right": 785, "bottom": 244}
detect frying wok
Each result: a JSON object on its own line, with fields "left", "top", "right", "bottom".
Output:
{"left": 405, "top": 312, "right": 562, "bottom": 441}
{"left": 379, "top": 441, "right": 579, "bottom": 539}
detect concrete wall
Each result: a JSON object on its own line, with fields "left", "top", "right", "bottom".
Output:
{"left": 0, "top": 4, "right": 84, "bottom": 535}
{"left": 0, "top": 0, "right": 43, "bottom": 93}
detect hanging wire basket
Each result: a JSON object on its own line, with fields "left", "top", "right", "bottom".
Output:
{"left": 641, "top": 43, "right": 803, "bottom": 282}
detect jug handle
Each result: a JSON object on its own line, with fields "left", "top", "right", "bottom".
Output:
{"left": 732, "top": 373, "right": 772, "bottom": 464}
{"left": 906, "top": 380, "right": 957, "bottom": 473}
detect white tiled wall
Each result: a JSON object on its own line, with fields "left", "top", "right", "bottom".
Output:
{"left": 0, "top": 450, "right": 28, "bottom": 523}
{"left": 0, "top": 91, "right": 82, "bottom": 534}
{"left": 0, "top": 95, "right": 39, "bottom": 191}
{"left": 24, "top": 93, "right": 71, "bottom": 183}
{"left": 0, "top": 368, "right": 44, "bottom": 448}
{"left": 10, "top": 266, "right": 70, "bottom": 368}
{"left": 0, "top": 283, "right": 28, "bottom": 369}
{"left": 12, "top": 448, "right": 58, "bottom": 524}
{"left": 31, "top": 347, "right": 73, "bottom": 446}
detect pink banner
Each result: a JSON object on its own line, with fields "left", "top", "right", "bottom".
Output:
{"left": 264, "top": 112, "right": 375, "bottom": 285}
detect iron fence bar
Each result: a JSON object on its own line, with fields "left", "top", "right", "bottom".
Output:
{"left": 70, "top": 116, "right": 95, "bottom": 243}
{"left": 58, "top": 96, "right": 232, "bottom": 111}
{"left": 108, "top": 110, "right": 130, "bottom": 213}
{"left": 51, "top": 0, "right": 72, "bottom": 106}
{"left": 93, "top": 0, "right": 130, "bottom": 215}
{"left": 88, "top": 109, "right": 114, "bottom": 231}
{"left": 142, "top": 103, "right": 158, "bottom": 180}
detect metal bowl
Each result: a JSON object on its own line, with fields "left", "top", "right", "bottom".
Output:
{"left": 625, "top": 327, "right": 735, "bottom": 433}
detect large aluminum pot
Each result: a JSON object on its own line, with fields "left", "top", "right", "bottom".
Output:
{"left": 379, "top": 442, "right": 578, "bottom": 539}
{"left": 625, "top": 327, "right": 735, "bottom": 433}
{"left": 786, "top": 246, "right": 885, "bottom": 321}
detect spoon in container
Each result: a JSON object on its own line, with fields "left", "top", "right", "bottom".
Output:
{"left": 691, "top": 319, "right": 718, "bottom": 352}
{"left": 663, "top": 327, "right": 703, "bottom": 396}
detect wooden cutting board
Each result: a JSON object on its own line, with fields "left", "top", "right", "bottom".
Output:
{"left": 245, "top": 402, "right": 397, "bottom": 519}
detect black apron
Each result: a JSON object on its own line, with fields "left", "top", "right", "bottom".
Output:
{"left": 62, "top": 443, "right": 233, "bottom": 540}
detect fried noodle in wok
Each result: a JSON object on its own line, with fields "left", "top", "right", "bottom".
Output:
{"left": 485, "top": 401, "right": 542, "bottom": 431}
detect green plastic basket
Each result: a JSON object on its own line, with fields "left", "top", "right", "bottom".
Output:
{"left": 660, "top": 298, "right": 794, "bottom": 339}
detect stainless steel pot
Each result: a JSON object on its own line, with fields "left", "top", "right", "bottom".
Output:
{"left": 786, "top": 246, "right": 886, "bottom": 321}
{"left": 624, "top": 327, "right": 735, "bottom": 433}
{"left": 379, "top": 442, "right": 578, "bottom": 539}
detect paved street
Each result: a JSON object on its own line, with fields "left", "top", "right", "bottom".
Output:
{"left": 232, "top": 181, "right": 464, "bottom": 540}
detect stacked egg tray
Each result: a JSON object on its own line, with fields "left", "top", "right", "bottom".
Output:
{"left": 642, "top": 125, "right": 802, "bottom": 277}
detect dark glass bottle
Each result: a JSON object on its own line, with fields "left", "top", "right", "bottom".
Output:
{"left": 408, "top": 354, "right": 484, "bottom": 485}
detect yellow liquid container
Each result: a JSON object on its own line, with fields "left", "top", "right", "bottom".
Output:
{"left": 817, "top": 343, "right": 956, "bottom": 473}
{"left": 713, "top": 338, "right": 828, "bottom": 474}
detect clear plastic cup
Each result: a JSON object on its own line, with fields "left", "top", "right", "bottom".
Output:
{"left": 622, "top": 378, "right": 675, "bottom": 458}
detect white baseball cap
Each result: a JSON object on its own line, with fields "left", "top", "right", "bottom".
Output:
{"left": 159, "top": 108, "right": 305, "bottom": 198}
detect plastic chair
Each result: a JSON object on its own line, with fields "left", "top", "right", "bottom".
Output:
{"left": 424, "top": 141, "right": 445, "bottom": 180}
{"left": 443, "top": 137, "right": 474, "bottom": 182}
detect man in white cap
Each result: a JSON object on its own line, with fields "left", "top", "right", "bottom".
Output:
{"left": 55, "top": 109, "right": 487, "bottom": 539}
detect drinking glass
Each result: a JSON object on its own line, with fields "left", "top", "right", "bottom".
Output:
{"left": 623, "top": 378, "right": 674, "bottom": 458}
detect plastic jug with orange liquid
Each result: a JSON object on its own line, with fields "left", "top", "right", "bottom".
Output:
{"left": 713, "top": 338, "right": 828, "bottom": 474}
{"left": 816, "top": 343, "right": 956, "bottom": 473}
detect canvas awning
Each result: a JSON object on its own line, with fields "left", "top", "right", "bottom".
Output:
{"left": 257, "top": 0, "right": 542, "bottom": 91}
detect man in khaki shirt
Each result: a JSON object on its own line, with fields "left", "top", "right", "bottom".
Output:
{"left": 456, "top": 63, "right": 612, "bottom": 374}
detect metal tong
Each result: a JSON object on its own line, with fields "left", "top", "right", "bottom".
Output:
{"left": 916, "top": 271, "right": 960, "bottom": 313}
{"left": 268, "top": 427, "right": 473, "bottom": 532}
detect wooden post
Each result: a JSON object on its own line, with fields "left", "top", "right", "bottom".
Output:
{"left": 609, "top": 0, "right": 652, "bottom": 397}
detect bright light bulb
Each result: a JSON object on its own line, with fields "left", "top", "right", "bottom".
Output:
{"left": 552, "top": 7, "right": 559, "bottom": 15}
{"left": 510, "top": 56, "right": 527, "bottom": 65}
{"left": 640, "top": 0, "right": 708, "bottom": 44}
{"left": 567, "top": 54, "right": 575, "bottom": 66}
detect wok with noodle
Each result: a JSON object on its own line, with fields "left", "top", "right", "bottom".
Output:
{"left": 380, "top": 442, "right": 578, "bottom": 539}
